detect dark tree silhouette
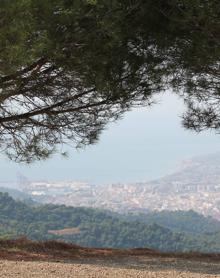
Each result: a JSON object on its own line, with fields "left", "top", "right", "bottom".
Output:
{"left": 0, "top": 0, "right": 219, "bottom": 161}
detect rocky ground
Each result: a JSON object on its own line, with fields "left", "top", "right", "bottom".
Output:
{"left": 0, "top": 255, "right": 220, "bottom": 277}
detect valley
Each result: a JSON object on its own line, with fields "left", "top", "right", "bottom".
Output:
{"left": 19, "top": 153, "right": 220, "bottom": 219}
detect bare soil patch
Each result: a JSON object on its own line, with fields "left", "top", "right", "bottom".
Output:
{"left": 48, "top": 227, "right": 81, "bottom": 236}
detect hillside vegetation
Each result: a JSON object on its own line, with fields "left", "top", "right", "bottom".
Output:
{"left": 122, "top": 210, "right": 220, "bottom": 234}
{"left": 1, "top": 192, "right": 220, "bottom": 252}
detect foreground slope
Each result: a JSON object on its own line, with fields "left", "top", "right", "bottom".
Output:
{"left": 0, "top": 239, "right": 219, "bottom": 278}
{"left": 1, "top": 257, "right": 219, "bottom": 278}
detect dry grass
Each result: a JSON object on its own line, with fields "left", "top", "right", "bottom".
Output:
{"left": 0, "top": 238, "right": 220, "bottom": 263}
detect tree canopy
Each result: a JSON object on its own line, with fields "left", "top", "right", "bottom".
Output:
{"left": 0, "top": 0, "right": 219, "bottom": 162}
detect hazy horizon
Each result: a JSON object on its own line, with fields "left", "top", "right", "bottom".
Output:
{"left": 0, "top": 92, "right": 220, "bottom": 185}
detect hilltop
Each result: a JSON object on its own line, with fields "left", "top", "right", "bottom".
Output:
{"left": 0, "top": 238, "right": 220, "bottom": 278}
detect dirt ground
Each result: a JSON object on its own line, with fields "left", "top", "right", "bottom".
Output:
{"left": 0, "top": 255, "right": 220, "bottom": 278}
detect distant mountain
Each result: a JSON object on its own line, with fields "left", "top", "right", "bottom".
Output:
{"left": 151, "top": 152, "right": 220, "bottom": 193}
{"left": 1, "top": 193, "right": 220, "bottom": 252}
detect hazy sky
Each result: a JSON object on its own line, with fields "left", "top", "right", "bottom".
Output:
{"left": 0, "top": 92, "right": 219, "bottom": 184}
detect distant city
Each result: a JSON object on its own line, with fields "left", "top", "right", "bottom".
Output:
{"left": 1, "top": 153, "right": 220, "bottom": 219}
